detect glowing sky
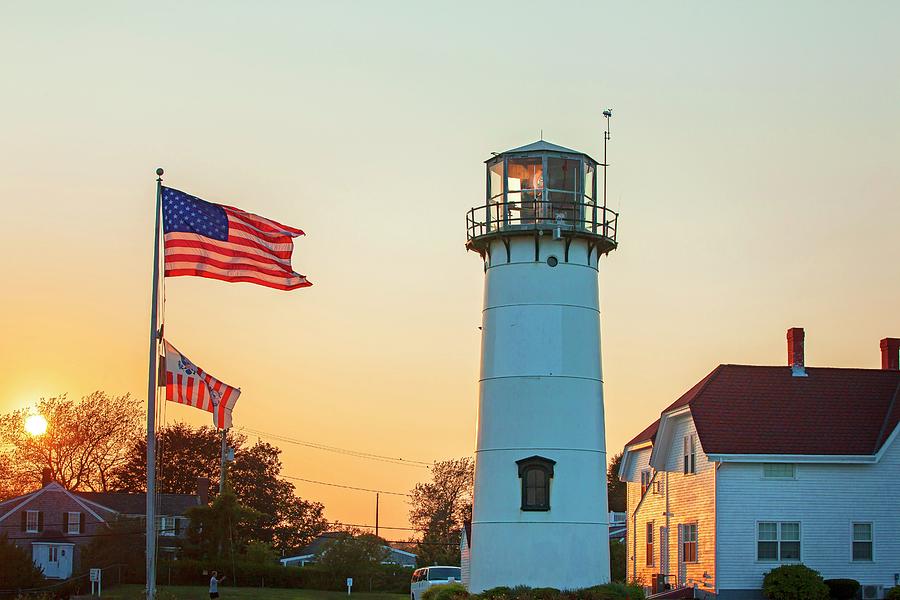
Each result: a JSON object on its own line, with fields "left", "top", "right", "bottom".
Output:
{"left": 1, "top": 1, "right": 898, "bottom": 534}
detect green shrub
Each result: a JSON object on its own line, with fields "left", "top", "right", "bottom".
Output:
{"left": 824, "top": 579, "right": 859, "bottom": 600}
{"left": 477, "top": 586, "right": 513, "bottom": 600}
{"left": 762, "top": 564, "right": 829, "bottom": 600}
{"left": 469, "top": 583, "right": 642, "bottom": 600}
{"left": 885, "top": 585, "right": 900, "bottom": 600}
{"left": 609, "top": 540, "right": 627, "bottom": 582}
{"left": 0, "top": 534, "right": 45, "bottom": 589}
{"left": 153, "top": 559, "right": 412, "bottom": 592}
{"left": 423, "top": 582, "right": 469, "bottom": 600}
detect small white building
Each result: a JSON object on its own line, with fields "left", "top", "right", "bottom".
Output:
{"left": 619, "top": 329, "right": 900, "bottom": 600}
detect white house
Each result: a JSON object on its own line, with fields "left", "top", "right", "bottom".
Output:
{"left": 619, "top": 329, "right": 900, "bottom": 600}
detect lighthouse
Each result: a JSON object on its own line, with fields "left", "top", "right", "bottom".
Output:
{"left": 465, "top": 132, "right": 618, "bottom": 591}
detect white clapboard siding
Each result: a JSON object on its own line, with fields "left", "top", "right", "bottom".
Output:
{"left": 716, "top": 433, "right": 900, "bottom": 591}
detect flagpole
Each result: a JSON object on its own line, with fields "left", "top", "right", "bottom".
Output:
{"left": 145, "top": 168, "right": 164, "bottom": 600}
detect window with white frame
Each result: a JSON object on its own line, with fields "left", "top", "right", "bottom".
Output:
{"left": 66, "top": 512, "right": 81, "bottom": 535}
{"left": 640, "top": 470, "right": 652, "bottom": 496}
{"left": 683, "top": 435, "right": 696, "bottom": 475}
{"left": 682, "top": 523, "right": 698, "bottom": 562}
{"left": 852, "top": 522, "right": 873, "bottom": 561}
{"left": 758, "top": 522, "right": 800, "bottom": 561}
{"left": 646, "top": 521, "right": 654, "bottom": 566}
{"left": 26, "top": 510, "right": 39, "bottom": 533}
{"left": 763, "top": 463, "right": 796, "bottom": 478}
{"left": 159, "top": 516, "right": 176, "bottom": 536}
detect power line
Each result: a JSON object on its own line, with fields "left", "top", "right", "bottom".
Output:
{"left": 239, "top": 426, "right": 432, "bottom": 468}
{"left": 281, "top": 474, "right": 410, "bottom": 497}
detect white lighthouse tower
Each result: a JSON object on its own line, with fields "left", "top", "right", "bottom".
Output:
{"left": 465, "top": 129, "right": 618, "bottom": 591}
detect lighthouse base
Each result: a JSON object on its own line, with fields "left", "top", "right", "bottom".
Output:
{"left": 468, "top": 521, "right": 611, "bottom": 593}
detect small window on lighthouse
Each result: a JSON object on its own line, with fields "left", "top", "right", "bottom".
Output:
{"left": 516, "top": 456, "right": 556, "bottom": 511}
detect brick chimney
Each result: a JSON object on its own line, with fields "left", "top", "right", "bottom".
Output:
{"left": 197, "top": 476, "right": 210, "bottom": 505}
{"left": 41, "top": 468, "right": 53, "bottom": 486}
{"left": 881, "top": 338, "right": 900, "bottom": 371}
{"left": 787, "top": 327, "right": 807, "bottom": 377}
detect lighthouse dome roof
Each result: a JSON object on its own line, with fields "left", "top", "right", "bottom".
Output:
{"left": 490, "top": 139, "right": 599, "bottom": 165}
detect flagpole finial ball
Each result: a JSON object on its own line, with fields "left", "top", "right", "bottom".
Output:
{"left": 156, "top": 168, "right": 164, "bottom": 177}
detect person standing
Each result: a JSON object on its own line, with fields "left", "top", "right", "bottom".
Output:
{"left": 209, "top": 570, "right": 226, "bottom": 599}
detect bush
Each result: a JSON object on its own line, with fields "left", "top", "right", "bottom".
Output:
{"left": 824, "top": 579, "right": 859, "bottom": 600}
{"left": 609, "top": 540, "right": 626, "bottom": 582}
{"left": 762, "top": 565, "right": 829, "bottom": 600}
{"left": 423, "top": 583, "right": 469, "bottom": 600}
{"left": 154, "top": 559, "right": 411, "bottom": 592}
{"left": 469, "top": 583, "right": 643, "bottom": 600}
{"left": 0, "top": 534, "right": 45, "bottom": 589}
{"left": 477, "top": 587, "right": 513, "bottom": 600}
{"left": 885, "top": 586, "right": 900, "bottom": 600}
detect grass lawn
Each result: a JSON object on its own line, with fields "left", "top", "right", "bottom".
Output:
{"left": 101, "top": 585, "right": 408, "bottom": 600}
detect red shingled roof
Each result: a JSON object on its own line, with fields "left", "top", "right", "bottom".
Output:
{"left": 628, "top": 365, "right": 900, "bottom": 456}
{"left": 624, "top": 419, "right": 659, "bottom": 448}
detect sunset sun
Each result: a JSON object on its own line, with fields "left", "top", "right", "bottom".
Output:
{"left": 24, "top": 414, "right": 47, "bottom": 436}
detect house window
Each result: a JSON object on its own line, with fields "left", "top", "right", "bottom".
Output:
{"left": 66, "top": 512, "right": 81, "bottom": 535}
{"left": 646, "top": 522, "right": 654, "bottom": 566}
{"left": 682, "top": 524, "right": 698, "bottom": 562}
{"left": 758, "top": 522, "right": 801, "bottom": 562}
{"left": 516, "top": 456, "right": 555, "bottom": 511}
{"left": 26, "top": 510, "right": 40, "bottom": 533}
{"left": 159, "top": 516, "right": 177, "bottom": 536}
{"left": 852, "top": 523, "right": 873, "bottom": 561}
{"left": 683, "top": 435, "right": 696, "bottom": 474}
{"left": 641, "top": 470, "right": 652, "bottom": 496}
{"left": 763, "top": 463, "right": 796, "bottom": 478}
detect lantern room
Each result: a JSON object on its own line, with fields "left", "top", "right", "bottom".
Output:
{"left": 466, "top": 140, "right": 618, "bottom": 255}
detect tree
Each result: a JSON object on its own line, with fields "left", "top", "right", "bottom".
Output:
{"left": 0, "top": 392, "right": 142, "bottom": 493}
{"left": 110, "top": 422, "right": 227, "bottom": 494}
{"left": 0, "top": 533, "right": 45, "bottom": 588}
{"left": 409, "top": 457, "right": 474, "bottom": 567}
{"left": 317, "top": 530, "right": 389, "bottom": 579}
{"left": 111, "top": 423, "right": 328, "bottom": 552}
{"left": 609, "top": 539, "right": 626, "bottom": 582}
{"left": 183, "top": 486, "right": 261, "bottom": 562}
{"left": 607, "top": 451, "right": 626, "bottom": 513}
{"left": 79, "top": 517, "right": 146, "bottom": 577}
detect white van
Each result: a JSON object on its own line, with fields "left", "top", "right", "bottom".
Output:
{"left": 410, "top": 566, "right": 463, "bottom": 600}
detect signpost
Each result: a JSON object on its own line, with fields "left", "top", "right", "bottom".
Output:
{"left": 346, "top": 577, "right": 353, "bottom": 596}
{"left": 90, "top": 568, "right": 102, "bottom": 597}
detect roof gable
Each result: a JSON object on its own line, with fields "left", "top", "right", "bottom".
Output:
{"left": 0, "top": 483, "right": 108, "bottom": 525}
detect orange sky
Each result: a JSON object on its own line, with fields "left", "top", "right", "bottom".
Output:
{"left": 1, "top": 2, "right": 898, "bottom": 535}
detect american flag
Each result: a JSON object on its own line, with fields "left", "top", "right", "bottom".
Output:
{"left": 162, "top": 186, "right": 310, "bottom": 290}
{"left": 162, "top": 340, "right": 240, "bottom": 429}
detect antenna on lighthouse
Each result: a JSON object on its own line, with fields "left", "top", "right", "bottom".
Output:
{"left": 602, "top": 108, "right": 612, "bottom": 212}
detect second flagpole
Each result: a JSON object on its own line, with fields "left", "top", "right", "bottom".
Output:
{"left": 145, "top": 168, "right": 164, "bottom": 600}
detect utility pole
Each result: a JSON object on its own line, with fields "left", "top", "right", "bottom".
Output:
{"left": 375, "top": 493, "right": 380, "bottom": 538}
{"left": 219, "top": 429, "right": 228, "bottom": 494}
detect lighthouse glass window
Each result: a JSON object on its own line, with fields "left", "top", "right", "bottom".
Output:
{"left": 546, "top": 158, "right": 580, "bottom": 226}
{"left": 506, "top": 158, "right": 543, "bottom": 225}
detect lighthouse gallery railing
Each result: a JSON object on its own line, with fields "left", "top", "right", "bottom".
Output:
{"left": 466, "top": 200, "right": 618, "bottom": 244}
